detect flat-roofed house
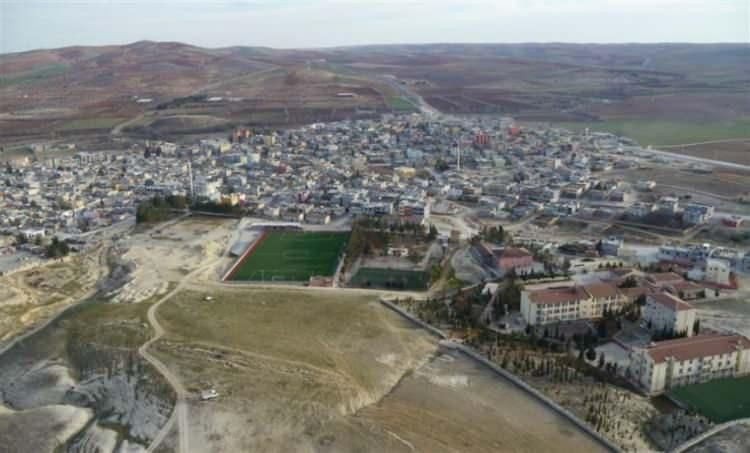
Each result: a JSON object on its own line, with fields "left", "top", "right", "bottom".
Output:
{"left": 629, "top": 334, "right": 750, "bottom": 394}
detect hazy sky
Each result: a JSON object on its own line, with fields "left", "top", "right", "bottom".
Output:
{"left": 1, "top": 0, "right": 748, "bottom": 54}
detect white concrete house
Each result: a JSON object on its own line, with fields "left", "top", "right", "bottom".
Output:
{"left": 704, "top": 258, "right": 731, "bottom": 285}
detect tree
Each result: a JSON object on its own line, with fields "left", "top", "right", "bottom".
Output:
{"left": 46, "top": 237, "right": 70, "bottom": 259}
{"left": 619, "top": 276, "right": 638, "bottom": 289}
{"left": 427, "top": 224, "right": 438, "bottom": 241}
{"left": 562, "top": 257, "right": 572, "bottom": 274}
{"left": 693, "top": 319, "right": 700, "bottom": 336}
{"left": 597, "top": 319, "right": 608, "bottom": 338}
{"left": 585, "top": 347, "right": 597, "bottom": 361}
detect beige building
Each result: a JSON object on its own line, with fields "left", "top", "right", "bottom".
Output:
{"left": 630, "top": 334, "right": 750, "bottom": 394}
{"left": 520, "top": 282, "right": 627, "bottom": 326}
{"left": 643, "top": 292, "right": 696, "bottom": 337}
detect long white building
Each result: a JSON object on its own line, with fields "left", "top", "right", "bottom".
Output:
{"left": 520, "top": 282, "right": 627, "bottom": 326}
{"left": 630, "top": 334, "right": 750, "bottom": 394}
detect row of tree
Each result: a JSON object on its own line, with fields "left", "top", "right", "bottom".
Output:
{"left": 135, "top": 195, "right": 189, "bottom": 223}
{"left": 135, "top": 195, "right": 243, "bottom": 223}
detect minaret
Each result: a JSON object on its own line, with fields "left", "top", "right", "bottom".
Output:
{"left": 187, "top": 160, "right": 194, "bottom": 198}
{"left": 455, "top": 142, "right": 461, "bottom": 171}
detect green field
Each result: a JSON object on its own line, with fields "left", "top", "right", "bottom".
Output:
{"left": 669, "top": 376, "right": 750, "bottom": 423}
{"left": 554, "top": 118, "right": 750, "bottom": 147}
{"left": 349, "top": 267, "right": 429, "bottom": 291}
{"left": 0, "top": 63, "right": 69, "bottom": 88}
{"left": 228, "top": 231, "right": 349, "bottom": 282}
{"left": 388, "top": 96, "right": 416, "bottom": 111}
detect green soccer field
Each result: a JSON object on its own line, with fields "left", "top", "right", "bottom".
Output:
{"left": 669, "top": 376, "right": 750, "bottom": 423}
{"left": 349, "top": 267, "right": 429, "bottom": 291}
{"left": 228, "top": 231, "right": 350, "bottom": 282}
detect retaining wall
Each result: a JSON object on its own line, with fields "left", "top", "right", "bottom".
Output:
{"left": 670, "top": 418, "right": 750, "bottom": 453}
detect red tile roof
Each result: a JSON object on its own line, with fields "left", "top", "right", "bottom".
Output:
{"left": 646, "top": 334, "right": 750, "bottom": 364}
{"left": 670, "top": 281, "right": 703, "bottom": 291}
{"left": 648, "top": 292, "right": 694, "bottom": 311}
{"left": 647, "top": 272, "right": 684, "bottom": 285}
{"left": 528, "top": 286, "right": 588, "bottom": 305}
{"left": 494, "top": 247, "right": 532, "bottom": 259}
{"left": 621, "top": 286, "right": 653, "bottom": 300}
{"left": 583, "top": 282, "right": 622, "bottom": 300}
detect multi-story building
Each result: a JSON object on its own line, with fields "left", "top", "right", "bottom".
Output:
{"left": 643, "top": 292, "right": 696, "bottom": 336}
{"left": 656, "top": 196, "right": 680, "bottom": 213}
{"left": 682, "top": 204, "right": 714, "bottom": 225}
{"left": 600, "top": 237, "right": 623, "bottom": 256}
{"left": 520, "top": 282, "right": 627, "bottom": 325}
{"left": 629, "top": 334, "right": 750, "bottom": 394}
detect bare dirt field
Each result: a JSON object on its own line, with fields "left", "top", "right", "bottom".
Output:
{"left": 151, "top": 288, "right": 608, "bottom": 452}
{"left": 693, "top": 297, "right": 750, "bottom": 338}
{"left": 116, "top": 216, "right": 237, "bottom": 303}
{"left": 356, "top": 349, "right": 608, "bottom": 453}
{"left": 0, "top": 247, "right": 109, "bottom": 348}
{"left": 609, "top": 167, "right": 750, "bottom": 200}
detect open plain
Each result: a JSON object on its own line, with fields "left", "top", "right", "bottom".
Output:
{"left": 150, "top": 287, "right": 609, "bottom": 452}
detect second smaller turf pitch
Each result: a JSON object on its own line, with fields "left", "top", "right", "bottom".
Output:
{"left": 228, "top": 231, "right": 349, "bottom": 282}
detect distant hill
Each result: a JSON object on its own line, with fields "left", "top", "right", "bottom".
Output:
{"left": 1, "top": 41, "right": 748, "bottom": 145}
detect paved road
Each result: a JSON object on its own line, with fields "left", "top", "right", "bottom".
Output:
{"left": 648, "top": 147, "right": 750, "bottom": 172}
{"left": 659, "top": 138, "right": 750, "bottom": 149}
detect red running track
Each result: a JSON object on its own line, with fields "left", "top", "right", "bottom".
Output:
{"left": 222, "top": 231, "right": 268, "bottom": 281}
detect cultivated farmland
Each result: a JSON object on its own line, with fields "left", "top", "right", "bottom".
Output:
{"left": 227, "top": 231, "right": 349, "bottom": 282}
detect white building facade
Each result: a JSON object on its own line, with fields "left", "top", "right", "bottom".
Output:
{"left": 630, "top": 334, "right": 750, "bottom": 394}
{"left": 520, "top": 282, "right": 627, "bottom": 326}
{"left": 643, "top": 292, "right": 696, "bottom": 337}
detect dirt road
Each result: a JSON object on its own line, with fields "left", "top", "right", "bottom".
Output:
{"left": 140, "top": 280, "right": 190, "bottom": 453}
{"left": 142, "top": 220, "right": 243, "bottom": 453}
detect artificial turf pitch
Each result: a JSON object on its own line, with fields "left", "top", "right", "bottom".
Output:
{"left": 227, "top": 231, "right": 349, "bottom": 282}
{"left": 349, "top": 267, "right": 429, "bottom": 290}
{"left": 669, "top": 376, "right": 750, "bottom": 423}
